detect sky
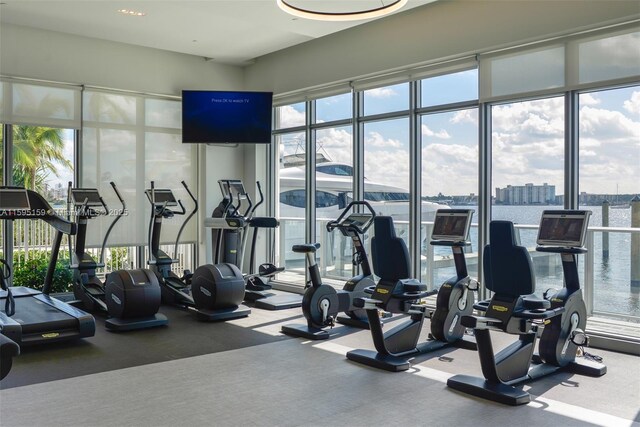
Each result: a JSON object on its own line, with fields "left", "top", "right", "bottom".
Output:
{"left": 277, "top": 74, "right": 639, "bottom": 197}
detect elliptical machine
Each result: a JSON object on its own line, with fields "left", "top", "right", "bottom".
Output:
{"left": 346, "top": 209, "right": 478, "bottom": 372}
{"left": 281, "top": 201, "right": 378, "bottom": 340}
{"left": 147, "top": 181, "right": 250, "bottom": 321}
{"left": 447, "top": 210, "right": 606, "bottom": 405}
{"left": 206, "top": 179, "right": 300, "bottom": 310}
{"left": 0, "top": 259, "right": 19, "bottom": 380}
{"left": 68, "top": 182, "right": 167, "bottom": 331}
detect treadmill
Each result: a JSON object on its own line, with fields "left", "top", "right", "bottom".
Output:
{"left": 0, "top": 187, "right": 96, "bottom": 346}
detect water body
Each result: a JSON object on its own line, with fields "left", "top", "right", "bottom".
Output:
{"left": 458, "top": 205, "right": 638, "bottom": 320}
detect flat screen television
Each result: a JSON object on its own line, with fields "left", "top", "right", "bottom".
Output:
{"left": 182, "top": 90, "right": 273, "bottom": 144}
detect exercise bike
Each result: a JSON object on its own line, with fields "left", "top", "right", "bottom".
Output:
{"left": 281, "top": 201, "right": 378, "bottom": 340}
{"left": 0, "top": 259, "right": 20, "bottom": 380}
{"left": 68, "top": 182, "right": 168, "bottom": 331}
{"left": 147, "top": 181, "right": 250, "bottom": 321}
{"left": 447, "top": 210, "right": 606, "bottom": 405}
{"left": 207, "top": 179, "right": 300, "bottom": 310}
{"left": 346, "top": 209, "right": 479, "bottom": 371}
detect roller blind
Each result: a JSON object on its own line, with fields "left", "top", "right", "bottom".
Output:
{"left": 81, "top": 90, "right": 196, "bottom": 248}
{"left": 0, "top": 79, "right": 81, "bottom": 128}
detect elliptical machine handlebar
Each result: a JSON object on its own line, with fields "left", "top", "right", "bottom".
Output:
{"left": 174, "top": 181, "right": 198, "bottom": 261}
{"left": 326, "top": 200, "right": 376, "bottom": 235}
{"left": 98, "top": 182, "right": 127, "bottom": 265}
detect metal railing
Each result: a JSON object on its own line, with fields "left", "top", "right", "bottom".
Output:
{"left": 276, "top": 217, "right": 640, "bottom": 324}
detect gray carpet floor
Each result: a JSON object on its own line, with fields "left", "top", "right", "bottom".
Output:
{"left": 1, "top": 305, "right": 639, "bottom": 427}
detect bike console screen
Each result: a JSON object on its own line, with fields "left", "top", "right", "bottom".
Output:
{"left": 0, "top": 188, "right": 30, "bottom": 210}
{"left": 431, "top": 209, "right": 473, "bottom": 242}
{"left": 146, "top": 189, "right": 178, "bottom": 207}
{"left": 537, "top": 210, "right": 590, "bottom": 248}
{"left": 342, "top": 213, "right": 372, "bottom": 228}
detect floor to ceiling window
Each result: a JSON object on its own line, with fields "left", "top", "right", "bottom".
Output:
{"left": 578, "top": 84, "right": 640, "bottom": 321}
{"left": 275, "top": 102, "right": 307, "bottom": 284}
{"left": 420, "top": 69, "right": 479, "bottom": 285}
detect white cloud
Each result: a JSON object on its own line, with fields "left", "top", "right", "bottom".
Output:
{"left": 366, "top": 87, "right": 397, "bottom": 99}
{"left": 316, "top": 127, "right": 352, "bottom": 164}
{"left": 278, "top": 105, "right": 305, "bottom": 128}
{"left": 450, "top": 109, "right": 478, "bottom": 125}
{"left": 580, "top": 93, "right": 600, "bottom": 106}
{"left": 421, "top": 124, "right": 451, "bottom": 139}
{"left": 580, "top": 105, "right": 640, "bottom": 138}
{"left": 623, "top": 90, "right": 640, "bottom": 115}
{"left": 365, "top": 131, "right": 401, "bottom": 148}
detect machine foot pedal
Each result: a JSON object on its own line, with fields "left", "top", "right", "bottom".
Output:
{"left": 281, "top": 324, "right": 329, "bottom": 340}
{"left": 194, "top": 305, "right": 251, "bottom": 321}
{"left": 105, "top": 314, "right": 169, "bottom": 331}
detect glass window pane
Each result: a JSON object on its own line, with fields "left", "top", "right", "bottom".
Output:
{"left": 316, "top": 92, "right": 352, "bottom": 123}
{"left": 363, "top": 83, "right": 409, "bottom": 116}
{"left": 579, "top": 85, "right": 640, "bottom": 319}
{"left": 421, "top": 69, "right": 478, "bottom": 107}
{"left": 278, "top": 132, "right": 306, "bottom": 286}
{"left": 489, "top": 47, "right": 564, "bottom": 97}
{"left": 146, "top": 98, "right": 181, "bottom": 129}
{"left": 364, "top": 118, "right": 410, "bottom": 249}
{"left": 275, "top": 102, "right": 305, "bottom": 129}
{"left": 315, "top": 125, "right": 353, "bottom": 282}
{"left": 11, "top": 125, "right": 75, "bottom": 292}
{"left": 578, "top": 31, "right": 640, "bottom": 84}
{"left": 421, "top": 109, "right": 479, "bottom": 282}
{"left": 491, "top": 96, "right": 564, "bottom": 296}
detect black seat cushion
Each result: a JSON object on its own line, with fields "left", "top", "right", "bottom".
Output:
{"left": 371, "top": 216, "right": 411, "bottom": 281}
{"left": 483, "top": 220, "right": 536, "bottom": 297}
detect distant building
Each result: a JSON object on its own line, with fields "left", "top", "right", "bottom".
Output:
{"left": 495, "top": 183, "right": 556, "bottom": 205}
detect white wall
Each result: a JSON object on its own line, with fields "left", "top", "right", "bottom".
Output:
{"left": 244, "top": 0, "right": 640, "bottom": 94}
{"left": 0, "top": 23, "right": 243, "bottom": 95}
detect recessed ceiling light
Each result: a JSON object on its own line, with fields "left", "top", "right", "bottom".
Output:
{"left": 117, "top": 9, "right": 146, "bottom": 17}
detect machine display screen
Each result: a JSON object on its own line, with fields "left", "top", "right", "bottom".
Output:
{"left": 537, "top": 210, "right": 591, "bottom": 248}
{"left": 145, "top": 189, "right": 178, "bottom": 206}
{"left": 0, "top": 189, "right": 31, "bottom": 210}
{"left": 71, "top": 189, "right": 103, "bottom": 207}
{"left": 344, "top": 213, "right": 372, "bottom": 227}
{"left": 431, "top": 209, "right": 473, "bottom": 242}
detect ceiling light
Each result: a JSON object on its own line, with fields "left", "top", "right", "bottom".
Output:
{"left": 276, "top": 0, "right": 408, "bottom": 21}
{"left": 117, "top": 9, "right": 146, "bottom": 17}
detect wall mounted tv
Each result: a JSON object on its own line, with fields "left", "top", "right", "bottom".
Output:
{"left": 182, "top": 90, "right": 273, "bottom": 144}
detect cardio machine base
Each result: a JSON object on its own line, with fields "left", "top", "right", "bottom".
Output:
{"left": 346, "top": 349, "right": 411, "bottom": 372}
{"left": 193, "top": 305, "right": 251, "bottom": 322}
{"left": 281, "top": 324, "right": 330, "bottom": 340}
{"left": 253, "top": 293, "right": 302, "bottom": 310}
{"left": 346, "top": 335, "right": 477, "bottom": 372}
{"left": 531, "top": 354, "right": 607, "bottom": 377}
{"left": 336, "top": 315, "right": 370, "bottom": 329}
{"left": 447, "top": 374, "right": 531, "bottom": 406}
{"left": 105, "top": 314, "right": 169, "bottom": 332}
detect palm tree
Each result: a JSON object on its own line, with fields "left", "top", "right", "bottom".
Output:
{"left": 12, "top": 126, "right": 72, "bottom": 191}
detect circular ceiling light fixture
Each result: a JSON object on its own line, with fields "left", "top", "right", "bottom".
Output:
{"left": 276, "top": 0, "right": 408, "bottom": 21}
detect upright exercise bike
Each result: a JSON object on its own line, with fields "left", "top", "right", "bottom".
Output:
{"left": 447, "top": 210, "right": 606, "bottom": 405}
{"left": 346, "top": 210, "right": 479, "bottom": 371}
{"left": 68, "top": 182, "right": 167, "bottom": 331}
{"left": 147, "top": 181, "right": 250, "bottom": 321}
{"left": 281, "top": 201, "right": 378, "bottom": 340}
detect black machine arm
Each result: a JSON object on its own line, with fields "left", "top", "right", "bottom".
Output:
{"left": 326, "top": 201, "right": 376, "bottom": 234}
{"left": 173, "top": 181, "right": 198, "bottom": 261}
{"left": 98, "top": 182, "right": 126, "bottom": 265}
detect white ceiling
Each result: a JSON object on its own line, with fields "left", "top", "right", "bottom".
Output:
{"left": 0, "top": 0, "right": 436, "bottom": 65}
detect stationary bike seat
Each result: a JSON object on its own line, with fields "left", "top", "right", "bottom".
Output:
{"left": 259, "top": 263, "right": 285, "bottom": 276}
{"left": 292, "top": 243, "right": 320, "bottom": 254}
{"left": 522, "top": 296, "right": 551, "bottom": 310}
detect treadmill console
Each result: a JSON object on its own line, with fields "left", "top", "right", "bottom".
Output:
{"left": 0, "top": 188, "right": 31, "bottom": 211}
